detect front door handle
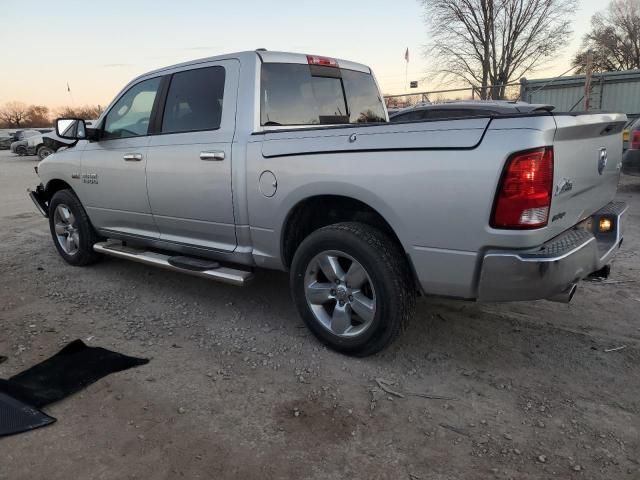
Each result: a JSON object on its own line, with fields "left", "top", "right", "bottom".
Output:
{"left": 123, "top": 153, "right": 143, "bottom": 162}
{"left": 200, "top": 151, "right": 225, "bottom": 161}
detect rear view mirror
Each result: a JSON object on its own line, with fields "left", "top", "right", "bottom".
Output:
{"left": 56, "top": 118, "right": 86, "bottom": 140}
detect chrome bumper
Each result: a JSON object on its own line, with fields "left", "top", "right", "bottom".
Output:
{"left": 477, "top": 201, "right": 627, "bottom": 302}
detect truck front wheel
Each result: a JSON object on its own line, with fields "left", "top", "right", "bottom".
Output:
{"left": 290, "top": 222, "right": 415, "bottom": 356}
{"left": 48, "top": 189, "right": 101, "bottom": 266}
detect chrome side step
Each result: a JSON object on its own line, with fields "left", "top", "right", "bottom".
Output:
{"left": 93, "top": 241, "right": 253, "bottom": 286}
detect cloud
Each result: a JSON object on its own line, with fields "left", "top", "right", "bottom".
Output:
{"left": 103, "top": 63, "right": 131, "bottom": 68}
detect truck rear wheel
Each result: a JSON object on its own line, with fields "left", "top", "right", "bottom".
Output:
{"left": 290, "top": 222, "right": 415, "bottom": 356}
{"left": 48, "top": 189, "right": 101, "bottom": 266}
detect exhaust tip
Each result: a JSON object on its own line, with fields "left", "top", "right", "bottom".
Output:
{"left": 547, "top": 283, "right": 577, "bottom": 304}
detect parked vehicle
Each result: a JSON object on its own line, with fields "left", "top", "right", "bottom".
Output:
{"left": 10, "top": 130, "right": 41, "bottom": 155}
{"left": 10, "top": 140, "right": 28, "bottom": 155}
{"left": 29, "top": 50, "right": 627, "bottom": 355}
{"left": 389, "top": 100, "right": 553, "bottom": 122}
{"left": 622, "top": 117, "right": 640, "bottom": 176}
{"left": 623, "top": 115, "right": 639, "bottom": 152}
{"left": 27, "top": 122, "right": 94, "bottom": 160}
{"left": 0, "top": 132, "right": 15, "bottom": 149}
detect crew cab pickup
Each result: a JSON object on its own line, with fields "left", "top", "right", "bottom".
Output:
{"left": 29, "top": 50, "right": 627, "bottom": 356}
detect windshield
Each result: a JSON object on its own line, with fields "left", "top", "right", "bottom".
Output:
{"left": 260, "top": 63, "right": 386, "bottom": 126}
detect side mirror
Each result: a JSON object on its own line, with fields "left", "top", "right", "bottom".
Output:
{"left": 56, "top": 118, "right": 87, "bottom": 140}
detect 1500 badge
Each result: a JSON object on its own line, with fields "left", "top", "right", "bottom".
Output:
{"left": 82, "top": 173, "right": 98, "bottom": 184}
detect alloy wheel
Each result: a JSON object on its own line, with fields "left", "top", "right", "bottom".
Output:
{"left": 304, "top": 250, "right": 376, "bottom": 337}
{"left": 53, "top": 204, "right": 80, "bottom": 256}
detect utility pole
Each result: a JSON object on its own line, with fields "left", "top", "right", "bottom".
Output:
{"left": 584, "top": 51, "right": 593, "bottom": 112}
{"left": 404, "top": 48, "right": 409, "bottom": 95}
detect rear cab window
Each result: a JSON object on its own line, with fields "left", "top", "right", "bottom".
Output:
{"left": 260, "top": 63, "right": 386, "bottom": 126}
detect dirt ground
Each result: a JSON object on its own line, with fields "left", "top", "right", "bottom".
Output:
{"left": 0, "top": 149, "right": 638, "bottom": 480}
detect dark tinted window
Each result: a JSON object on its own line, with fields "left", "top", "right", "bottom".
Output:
{"left": 104, "top": 77, "right": 161, "bottom": 140}
{"left": 162, "top": 66, "right": 225, "bottom": 134}
{"left": 423, "top": 109, "right": 495, "bottom": 119}
{"left": 260, "top": 63, "right": 386, "bottom": 126}
{"left": 341, "top": 69, "right": 386, "bottom": 123}
{"left": 390, "top": 110, "right": 424, "bottom": 122}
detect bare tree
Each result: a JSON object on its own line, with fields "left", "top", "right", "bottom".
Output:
{"left": 420, "top": 0, "right": 576, "bottom": 99}
{"left": 572, "top": 0, "right": 640, "bottom": 73}
{"left": 25, "top": 105, "right": 51, "bottom": 127}
{"left": 56, "top": 105, "right": 104, "bottom": 120}
{"left": 0, "top": 101, "right": 30, "bottom": 127}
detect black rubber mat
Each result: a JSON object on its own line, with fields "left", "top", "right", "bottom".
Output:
{"left": 1, "top": 340, "right": 149, "bottom": 408}
{"left": 0, "top": 391, "right": 55, "bottom": 437}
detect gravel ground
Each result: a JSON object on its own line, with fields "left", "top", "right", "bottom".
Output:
{"left": 0, "top": 149, "right": 639, "bottom": 480}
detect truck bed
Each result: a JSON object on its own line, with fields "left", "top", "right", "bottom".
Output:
{"left": 250, "top": 111, "right": 627, "bottom": 298}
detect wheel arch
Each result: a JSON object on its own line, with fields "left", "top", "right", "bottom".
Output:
{"left": 44, "top": 178, "right": 76, "bottom": 201}
{"left": 280, "top": 193, "right": 412, "bottom": 275}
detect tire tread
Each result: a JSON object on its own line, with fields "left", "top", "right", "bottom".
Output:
{"left": 291, "top": 221, "right": 416, "bottom": 356}
{"left": 49, "top": 189, "right": 101, "bottom": 266}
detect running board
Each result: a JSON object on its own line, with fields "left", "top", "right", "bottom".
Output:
{"left": 93, "top": 241, "right": 253, "bottom": 286}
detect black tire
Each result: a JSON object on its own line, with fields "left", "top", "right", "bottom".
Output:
{"left": 37, "top": 145, "right": 54, "bottom": 160}
{"left": 290, "top": 222, "right": 416, "bottom": 356}
{"left": 48, "top": 189, "right": 101, "bottom": 266}
{"left": 15, "top": 145, "right": 27, "bottom": 156}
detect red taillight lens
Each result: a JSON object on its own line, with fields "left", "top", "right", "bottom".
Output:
{"left": 491, "top": 147, "right": 554, "bottom": 229}
{"left": 307, "top": 55, "right": 338, "bottom": 67}
{"left": 631, "top": 131, "right": 640, "bottom": 149}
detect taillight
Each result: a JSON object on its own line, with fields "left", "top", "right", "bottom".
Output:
{"left": 307, "top": 55, "right": 338, "bottom": 68}
{"left": 631, "top": 130, "right": 640, "bottom": 149}
{"left": 491, "top": 147, "right": 554, "bottom": 229}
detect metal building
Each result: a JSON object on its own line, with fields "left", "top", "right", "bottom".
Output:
{"left": 520, "top": 69, "right": 640, "bottom": 116}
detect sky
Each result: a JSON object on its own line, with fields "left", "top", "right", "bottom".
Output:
{"left": 0, "top": 0, "right": 605, "bottom": 108}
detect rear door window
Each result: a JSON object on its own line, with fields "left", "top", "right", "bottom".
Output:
{"left": 161, "top": 66, "right": 226, "bottom": 134}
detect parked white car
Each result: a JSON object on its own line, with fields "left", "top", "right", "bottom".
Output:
{"left": 10, "top": 130, "right": 44, "bottom": 155}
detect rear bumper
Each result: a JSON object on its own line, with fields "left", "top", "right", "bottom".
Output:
{"left": 28, "top": 184, "right": 49, "bottom": 218}
{"left": 477, "top": 201, "right": 627, "bottom": 302}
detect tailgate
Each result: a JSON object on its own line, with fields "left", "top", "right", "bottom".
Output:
{"left": 548, "top": 113, "right": 626, "bottom": 233}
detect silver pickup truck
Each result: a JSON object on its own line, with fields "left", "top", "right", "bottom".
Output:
{"left": 29, "top": 50, "right": 627, "bottom": 356}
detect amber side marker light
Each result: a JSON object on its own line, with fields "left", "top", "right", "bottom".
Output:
{"left": 599, "top": 218, "right": 613, "bottom": 233}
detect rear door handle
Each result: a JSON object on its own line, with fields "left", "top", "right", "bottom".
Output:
{"left": 123, "top": 153, "right": 143, "bottom": 162}
{"left": 200, "top": 151, "right": 225, "bottom": 161}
